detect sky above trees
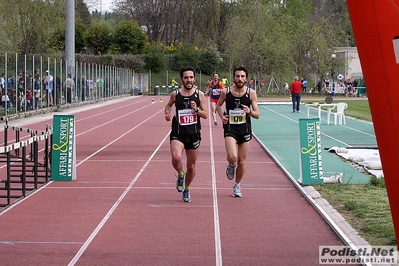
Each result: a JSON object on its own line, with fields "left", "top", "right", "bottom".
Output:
{"left": 87, "top": 0, "right": 114, "bottom": 12}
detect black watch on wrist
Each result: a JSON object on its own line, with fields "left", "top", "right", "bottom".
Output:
{"left": 195, "top": 107, "right": 200, "bottom": 112}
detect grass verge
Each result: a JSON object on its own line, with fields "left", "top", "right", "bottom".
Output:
{"left": 309, "top": 98, "right": 396, "bottom": 246}
{"left": 314, "top": 178, "right": 396, "bottom": 246}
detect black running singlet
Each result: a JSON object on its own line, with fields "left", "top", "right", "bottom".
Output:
{"left": 224, "top": 87, "right": 252, "bottom": 134}
{"left": 172, "top": 89, "right": 201, "bottom": 135}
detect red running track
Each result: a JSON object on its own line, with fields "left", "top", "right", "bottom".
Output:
{"left": 0, "top": 96, "right": 351, "bottom": 266}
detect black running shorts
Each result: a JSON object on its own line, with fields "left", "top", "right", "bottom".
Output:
{"left": 170, "top": 131, "right": 201, "bottom": 150}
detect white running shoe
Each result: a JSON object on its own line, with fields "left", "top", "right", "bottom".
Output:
{"left": 232, "top": 183, "right": 242, "bottom": 197}
{"left": 182, "top": 189, "right": 191, "bottom": 203}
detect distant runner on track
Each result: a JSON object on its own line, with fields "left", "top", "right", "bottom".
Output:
{"left": 205, "top": 73, "right": 225, "bottom": 126}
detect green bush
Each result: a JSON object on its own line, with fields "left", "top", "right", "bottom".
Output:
{"left": 114, "top": 20, "right": 147, "bottom": 54}
{"left": 144, "top": 44, "right": 167, "bottom": 73}
{"left": 172, "top": 43, "right": 200, "bottom": 71}
{"left": 198, "top": 48, "right": 220, "bottom": 75}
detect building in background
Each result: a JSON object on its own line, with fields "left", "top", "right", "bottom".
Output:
{"left": 334, "top": 47, "right": 363, "bottom": 79}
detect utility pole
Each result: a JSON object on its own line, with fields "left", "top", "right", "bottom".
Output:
{"left": 65, "top": 0, "right": 75, "bottom": 77}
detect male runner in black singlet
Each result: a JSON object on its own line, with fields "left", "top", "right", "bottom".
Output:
{"left": 164, "top": 66, "right": 208, "bottom": 202}
{"left": 216, "top": 66, "right": 260, "bottom": 197}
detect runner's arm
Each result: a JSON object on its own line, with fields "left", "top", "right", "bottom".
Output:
{"left": 195, "top": 91, "right": 208, "bottom": 119}
{"left": 216, "top": 89, "right": 228, "bottom": 124}
{"left": 164, "top": 91, "right": 176, "bottom": 121}
{"left": 248, "top": 89, "right": 260, "bottom": 119}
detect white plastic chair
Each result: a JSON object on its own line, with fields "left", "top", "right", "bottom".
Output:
{"left": 331, "top": 102, "right": 348, "bottom": 125}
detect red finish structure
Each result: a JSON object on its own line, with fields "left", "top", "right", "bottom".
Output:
{"left": 347, "top": 0, "right": 399, "bottom": 244}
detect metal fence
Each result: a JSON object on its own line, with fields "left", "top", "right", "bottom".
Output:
{"left": 0, "top": 53, "right": 134, "bottom": 117}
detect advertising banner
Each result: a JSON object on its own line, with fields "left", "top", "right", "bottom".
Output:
{"left": 51, "top": 115, "right": 76, "bottom": 181}
{"left": 299, "top": 118, "right": 323, "bottom": 185}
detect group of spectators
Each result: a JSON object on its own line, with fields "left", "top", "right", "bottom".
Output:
{"left": 292, "top": 75, "right": 360, "bottom": 97}
{"left": 76, "top": 76, "right": 120, "bottom": 100}
{"left": 311, "top": 76, "right": 359, "bottom": 96}
{"left": 0, "top": 70, "right": 120, "bottom": 113}
{"left": 0, "top": 70, "right": 56, "bottom": 112}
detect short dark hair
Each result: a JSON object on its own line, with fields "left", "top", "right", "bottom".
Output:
{"left": 180, "top": 66, "right": 196, "bottom": 78}
{"left": 233, "top": 66, "right": 248, "bottom": 78}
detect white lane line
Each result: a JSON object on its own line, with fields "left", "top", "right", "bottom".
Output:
{"left": 0, "top": 99, "right": 153, "bottom": 170}
{"left": 208, "top": 101, "right": 223, "bottom": 266}
{"left": 76, "top": 109, "right": 162, "bottom": 166}
{"left": 74, "top": 98, "right": 148, "bottom": 123}
{"left": 75, "top": 104, "right": 152, "bottom": 138}
{"left": 0, "top": 241, "right": 84, "bottom": 245}
{"left": 47, "top": 186, "right": 294, "bottom": 191}
{"left": 148, "top": 204, "right": 212, "bottom": 208}
{"left": 68, "top": 115, "right": 169, "bottom": 266}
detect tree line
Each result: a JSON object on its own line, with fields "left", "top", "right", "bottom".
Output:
{"left": 0, "top": 0, "right": 352, "bottom": 82}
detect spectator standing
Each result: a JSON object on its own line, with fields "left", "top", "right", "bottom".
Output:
{"left": 1, "top": 93, "right": 10, "bottom": 112}
{"left": 248, "top": 79, "right": 254, "bottom": 89}
{"left": 0, "top": 73, "right": 5, "bottom": 96}
{"left": 325, "top": 78, "right": 330, "bottom": 90}
{"left": 0, "top": 73, "right": 4, "bottom": 104}
{"left": 64, "top": 74, "right": 75, "bottom": 103}
{"left": 290, "top": 76, "right": 302, "bottom": 113}
{"left": 105, "top": 77, "right": 111, "bottom": 97}
{"left": 33, "top": 73, "right": 41, "bottom": 109}
{"left": 81, "top": 75, "right": 87, "bottom": 101}
{"left": 96, "top": 77, "right": 103, "bottom": 98}
{"left": 7, "top": 74, "right": 14, "bottom": 92}
{"left": 353, "top": 79, "right": 358, "bottom": 95}
{"left": 17, "top": 73, "right": 25, "bottom": 111}
{"left": 164, "top": 66, "right": 208, "bottom": 203}
{"left": 9, "top": 75, "right": 16, "bottom": 109}
{"left": 302, "top": 78, "right": 307, "bottom": 93}
{"left": 87, "top": 78, "right": 94, "bottom": 99}
{"left": 221, "top": 76, "right": 229, "bottom": 86}
{"left": 75, "top": 76, "right": 81, "bottom": 100}
{"left": 25, "top": 89, "right": 32, "bottom": 110}
{"left": 44, "top": 70, "right": 53, "bottom": 107}
{"left": 170, "top": 77, "right": 178, "bottom": 89}
{"left": 216, "top": 66, "right": 260, "bottom": 197}
{"left": 284, "top": 82, "right": 289, "bottom": 94}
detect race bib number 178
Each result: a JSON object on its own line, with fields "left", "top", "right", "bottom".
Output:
{"left": 229, "top": 109, "right": 246, "bottom": 124}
